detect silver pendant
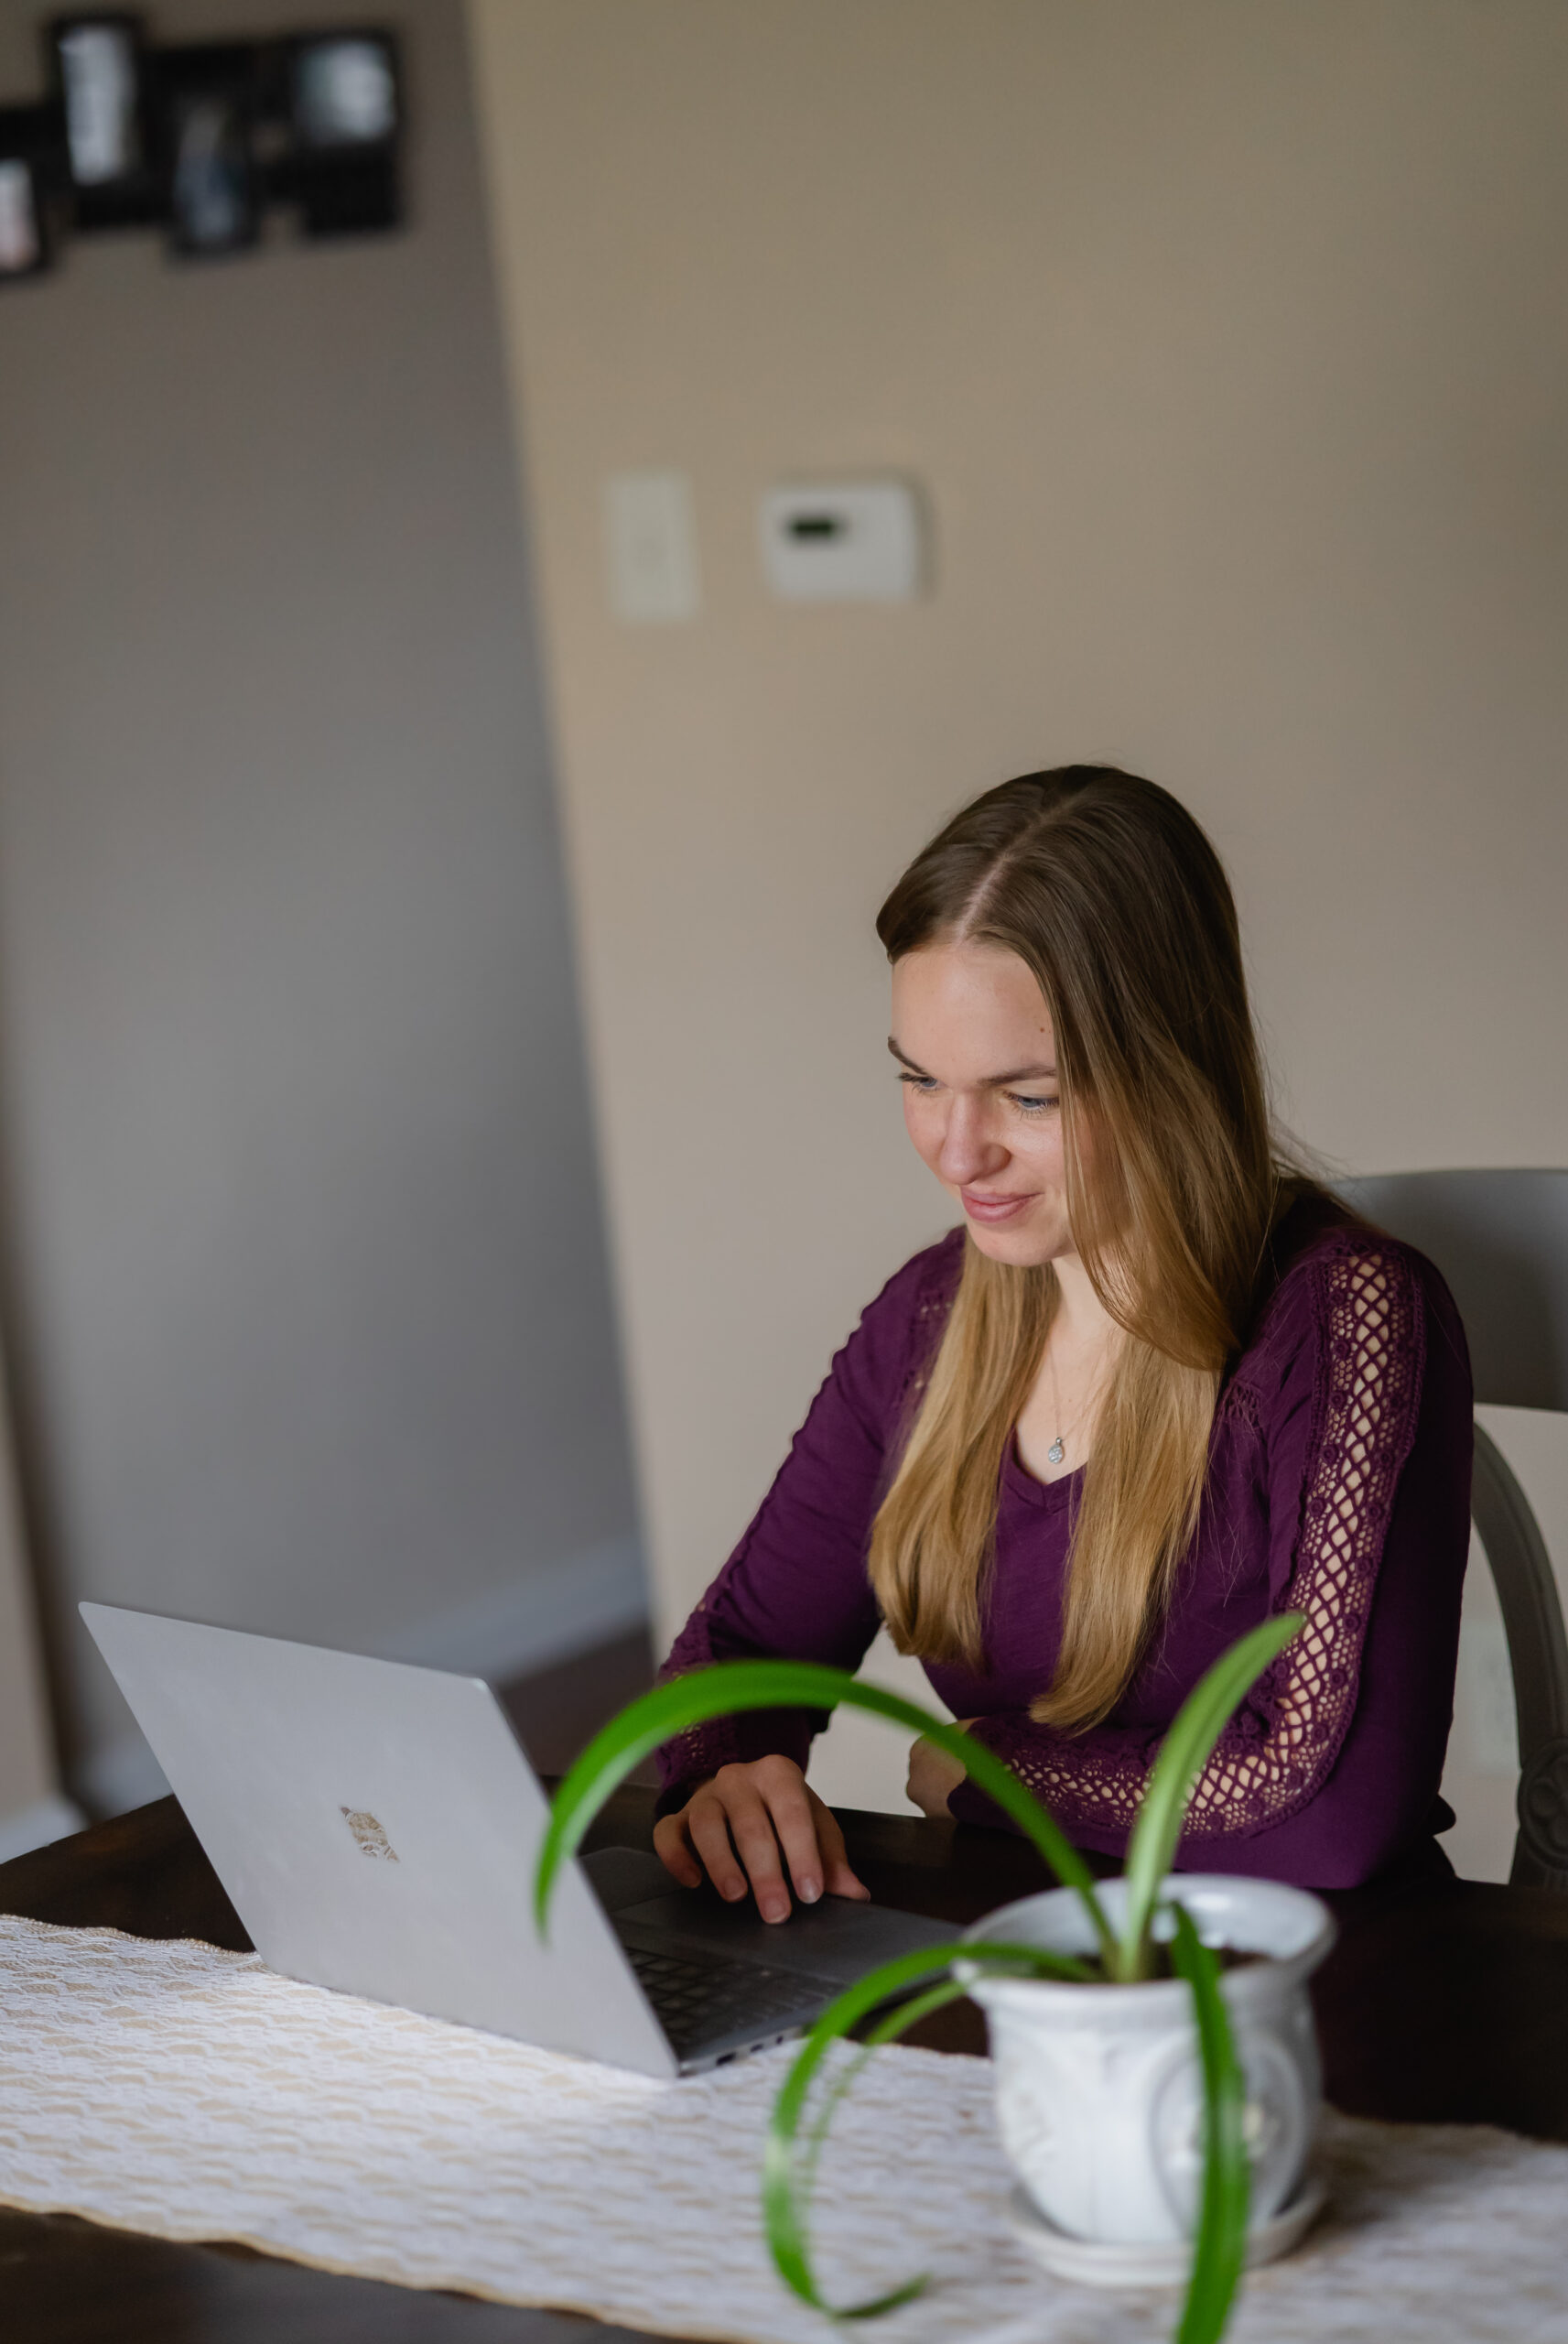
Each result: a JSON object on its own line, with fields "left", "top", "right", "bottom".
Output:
{"left": 1046, "top": 1437, "right": 1065, "bottom": 1465}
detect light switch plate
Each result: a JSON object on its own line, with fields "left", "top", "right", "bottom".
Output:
{"left": 759, "top": 479, "right": 923, "bottom": 602}
{"left": 603, "top": 471, "right": 700, "bottom": 624}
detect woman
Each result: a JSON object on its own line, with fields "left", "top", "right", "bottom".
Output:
{"left": 652, "top": 766, "right": 1472, "bottom": 1918}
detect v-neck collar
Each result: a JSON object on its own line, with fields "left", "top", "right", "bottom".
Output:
{"left": 1001, "top": 1436, "right": 1084, "bottom": 1514}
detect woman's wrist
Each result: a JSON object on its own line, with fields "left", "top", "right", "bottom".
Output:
{"left": 652, "top": 1774, "right": 714, "bottom": 1822}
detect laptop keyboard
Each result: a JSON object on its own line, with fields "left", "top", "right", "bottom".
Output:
{"left": 624, "top": 1943, "right": 822, "bottom": 2057}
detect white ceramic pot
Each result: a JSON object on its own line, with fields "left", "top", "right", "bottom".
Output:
{"left": 958, "top": 1875, "right": 1335, "bottom": 2247}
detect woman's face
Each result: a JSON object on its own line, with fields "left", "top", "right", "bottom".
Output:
{"left": 890, "top": 939, "right": 1076, "bottom": 1268}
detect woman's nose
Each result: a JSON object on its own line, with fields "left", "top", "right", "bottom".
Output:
{"left": 935, "top": 1099, "right": 1007, "bottom": 1188}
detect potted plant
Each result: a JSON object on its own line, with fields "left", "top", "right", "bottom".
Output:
{"left": 534, "top": 1611, "right": 1331, "bottom": 2344}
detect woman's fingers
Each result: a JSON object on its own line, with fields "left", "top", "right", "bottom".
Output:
{"left": 665, "top": 1760, "right": 869, "bottom": 1920}
{"left": 652, "top": 1810, "right": 704, "bottom": 1888}
{"left": 905, "top": 1731, "right": 968, "bottom": 1818}
{"left": 711, "top": 1773, "right": 795, "bottom": 1921}
{"left": 686, "top": 1787, "right": 753, "bottom": 1904}
{"left": 750, "top": 1756, "right": 828, "bottom": 1908}
{"left": 807, "top": 1789, "right": 871, "bottom": 1901}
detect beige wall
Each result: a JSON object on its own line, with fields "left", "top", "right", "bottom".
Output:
{"left": 469, "top": 0, "right": 1568, "bottom": 1808}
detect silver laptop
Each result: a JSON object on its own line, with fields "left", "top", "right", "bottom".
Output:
{"left": 81, "top": 1602, "right": 956, "bottom": 2078}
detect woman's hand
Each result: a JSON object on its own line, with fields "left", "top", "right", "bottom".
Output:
{"left": 653, "top": 1755, "right": 871, "bottom": 1922}
{"left": 905, "top": 1732, "right": 969, "bottom": 1818}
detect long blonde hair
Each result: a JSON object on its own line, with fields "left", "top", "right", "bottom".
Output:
{"left": 869, "top": 767, "right": 1296, "bottom": 1731}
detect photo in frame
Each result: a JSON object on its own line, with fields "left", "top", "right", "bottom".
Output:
{"left": 48, "top": 10, "right": 161, "bottom": 228}
{"left": 156, "top": 41, "right": 262, "bottom": 258}
{"left": 0, "top": 104, "right": 59, "bottom": 280}
{"left": 287, "top": 27, "right": 403, "bottom": 238}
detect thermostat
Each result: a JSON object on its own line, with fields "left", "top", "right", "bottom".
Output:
{"left": 759, "top": 480, "right": 924, "bottom": 602}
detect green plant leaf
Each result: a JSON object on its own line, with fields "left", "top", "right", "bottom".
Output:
{"left": 762, "top": 1938, "right": 1094, "bottom": 2317}
{"left": 1168, "top": 1901, "right": 1250, "bottom": 2344}
{"left": 532, "top": 1658, "right": 1116, "bottom": 1959}
{"left": 786, "top": 1978, "right": 972, "bottom": 2315}
{"left": 1118, "top": 1612, "right": 1303, "bottom": 1977}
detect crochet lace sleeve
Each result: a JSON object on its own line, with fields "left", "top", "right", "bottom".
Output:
{"left": 951, "top": 1243, "right": 1427, "bottom": 1848}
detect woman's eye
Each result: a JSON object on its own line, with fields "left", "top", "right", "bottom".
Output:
{"left": 1009, "top": 1092, "right": 1058, "bottom": 1116}
{"left": 898, "top": 1072, "right": 940, "bottom": 1095}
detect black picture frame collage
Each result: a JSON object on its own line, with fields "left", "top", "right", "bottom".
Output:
{"left": 0, "top": 12, "right": 404, "bottom": 281}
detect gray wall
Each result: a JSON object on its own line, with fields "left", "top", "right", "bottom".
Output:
{"left": 0, "top": 0, "right": 643, "bottom": 1810}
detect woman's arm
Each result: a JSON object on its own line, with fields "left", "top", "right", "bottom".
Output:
{"left": 652, "top": 1237, "right": 961, "bottom": 1901}
{"left": 946, "top": 1240, "right": 1474, "bottom": 1889}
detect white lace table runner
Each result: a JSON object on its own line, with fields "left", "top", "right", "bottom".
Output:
{"left": 1, "top": 1914, "right": 1564, "bottom": 2343}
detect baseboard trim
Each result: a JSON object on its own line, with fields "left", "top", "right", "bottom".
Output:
{"left": 78, "top": 1733, "right": 170, "bottom": 1819}
{"left": 380, "top": 1533, "right": 650, "bottom": 1681}
{"left": 75, "top": 1534, "right": 650, "bottom": 1819}
{"left": 0, "top": 1791, "right": 89, "bottom": 1864}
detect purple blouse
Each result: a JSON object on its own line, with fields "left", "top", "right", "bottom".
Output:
{"left": 655, "top": 1202, "right": 1475, "bottom": 1889}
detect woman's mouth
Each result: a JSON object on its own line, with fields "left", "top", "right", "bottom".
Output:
{"left": 959, "top": 1189, "right": 1034, "bottom": 1224}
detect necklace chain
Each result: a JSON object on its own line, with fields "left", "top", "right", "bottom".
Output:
{"left": 1044, "top": 1344, "right": 1071, "bottom": 1466}
{"left": 1043, "top": 1334, "right": 1106, "bottom": 1468}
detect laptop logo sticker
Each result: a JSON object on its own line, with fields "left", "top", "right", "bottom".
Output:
{"left": 341, "top": 1807, "right": 399, "bottom": 1861}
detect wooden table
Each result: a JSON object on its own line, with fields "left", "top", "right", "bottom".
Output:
{"left": 3, "top": 1793, "right": 1568, "bottom": 2340}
